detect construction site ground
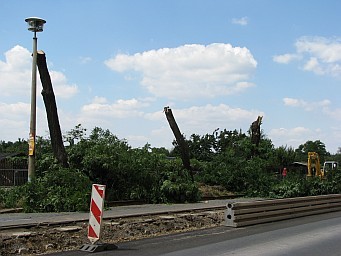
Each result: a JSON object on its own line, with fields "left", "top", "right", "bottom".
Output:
{"left": 0, "top": 199, "right": 258, "bottom": 255}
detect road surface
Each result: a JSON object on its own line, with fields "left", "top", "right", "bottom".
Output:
{"left": 49, "top": 211, "right": 341, "bottom": 256}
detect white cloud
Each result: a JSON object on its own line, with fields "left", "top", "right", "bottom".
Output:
{"left": 79, "top": 56, "right": 92, "bottom": 64}
{"left": 149, "top": 104, "right": 263, "bottom": 148}
{"left": 105, "top": 43, "right": 257, "bottom": 100}
{"left": 81, "top": 97, "right": 149, "bottom": 119}
{"left": 283, "top": 97, "right": 330, "bottom": 111}
{"left": 0, "top": 102, "right": 47, "bottom": 141}
{"left": 268, "top": 125, "right": 341, "bottom": 154}
{"left": 296, "top": 36, "right": 341, "bottom": 63}
{"left": 0, "top": 45, "right": 31, "bottom": 96}
{"left": 271, "top": 126, "right": 310, "bottom": 137}
{"left": 77, "top": 102, "right": 263, "bottom": 149}
{"left": 268, "top": 126, "right": 314, "bottom": 149}
{"left": 146, "top": 104, "right": 263, "bottom": 137}
{"left": 232, "top": 17, "right": 248, "bottom": 26}
{"left": 275, "top": 36, "right": 341, "bottom": 77}
{"left": 322, "top": 106, "right": 341, "bottom": 121}
{"left": 273, "top": 53, "right": 301, "bottom": 64}
{"left": 0, "top": 45, "right": 78, "bottom": 98}
{"left": 280, "top": 98, "right": 341, "bottom": 152}
{"left": 49, "top": 71, "right": 78, "bottom": 99}
{"left": 92, "top": 96, "right": 108, "bottom": 104}
{"left": 0, "top": 102, "right": 30, "bottom": 118}
{"left": 303, "top": 57, "right": 324, "bottom": 74}
{"left": 0, "top": 45, "right": 80, "bottom": 142}
{"left": 170, "top": 104, "right": 258, "bottom": 123}
{"left": 125, "top": 135, "right": 149, "bottom": 145}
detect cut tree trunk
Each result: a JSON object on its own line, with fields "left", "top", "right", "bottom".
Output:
{"left": 250, "top": 115, "right": 263, "bottom": 156}
{"left": 37, "top": 50, "right": 69, "bottom": 168}
{"left": 164, "top": 107, "right": 194, "bottom": 182}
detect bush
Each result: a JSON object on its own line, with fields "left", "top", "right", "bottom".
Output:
{"left": 0, "top": 186, "right": 26, "bottom": 209}
{"left": 161, "top": 180, "right": 200, "bottom": 203}
{"left": 158, "top": 160, "right": 201, "bottom": 203}
{"left": 0, "top": 188, "right": 5, "bottom": 209}
{"left": 196, "top": 155, "right": 276, "bottom": 196}
{"left": 268, "top": 175, "right": 340, "bottom": 198}
{"left": 22, "top": 167, "right": 92, "bottom": 212}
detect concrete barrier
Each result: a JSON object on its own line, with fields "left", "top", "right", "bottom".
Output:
{"left": 225, "top": 194, "right": 341, "bottom": 227}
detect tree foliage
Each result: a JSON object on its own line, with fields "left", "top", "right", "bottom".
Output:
{"left": 1, "top": 124, "right": 341, "bottom": 212}
{"left": 0, "top": 167, "right": 91, "bottom": 212}
{"left": 0, "top": 139, "right": 27, "bottom": 154}
{"left": 295, "top": 140, "right": 329, "bottom": 162}
{"left": 66, "top": 127, "right": 198, "bottom": 203}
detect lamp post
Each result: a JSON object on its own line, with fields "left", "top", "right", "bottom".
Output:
{"left": 25, "top": 17, "right": 46, "bottom": 182}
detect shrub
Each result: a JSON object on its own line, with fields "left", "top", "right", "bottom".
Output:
{"left": 22, "top": 167, "right": 92, "bottom": 212}
{"left": 160, "top": 178, "right": 200, "bottom": 203}
{"left": 0, "top": 186, "right": 26, "bottom": 209}
{"left": 268, "top": 175, "right": 341, "bottom": 199}
{"left": 159, "top": 161, "right": 201, "bottom": 203}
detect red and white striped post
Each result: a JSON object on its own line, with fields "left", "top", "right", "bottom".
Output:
{"left": 88, "top": 184, "right": 106, "bottom": 244}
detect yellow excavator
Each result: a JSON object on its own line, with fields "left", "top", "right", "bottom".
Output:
{"left": 307, "top": 152, "right": 338, "bottom": 178}
{"left": 307, "top": 152, "right": 322, "bottom": 177}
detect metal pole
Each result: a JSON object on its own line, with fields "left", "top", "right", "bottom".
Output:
{"left": 28, "top": 31, "right": 38, "bottom": 182}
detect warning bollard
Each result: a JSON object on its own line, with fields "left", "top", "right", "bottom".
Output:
{"left": 80, "top": 184, "right": 117, "bottom": 253}
{"left": 88, "top": 184, "right": 105, "bottom": 243}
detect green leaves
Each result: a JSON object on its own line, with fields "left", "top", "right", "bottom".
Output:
{"left": 269, "top": 177, "right": 339, "bottom": 199}
{"left": 65, "top": 127, "right": 200, "bottom": 204}
{"left": 295, "top": 140, "right": 329, "bottom": 162}
{"left": 0, "top": 167, "right": 91, "bottom": 212}
{"left": 3, "top": 124, "right": 341, "bottom": 213}
{"left": 22, "top": 167, "right": 92, "bottom": 212}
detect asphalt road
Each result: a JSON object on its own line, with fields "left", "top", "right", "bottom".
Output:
{"left": 49, "top": 211, "right": 341, "bottom": 256}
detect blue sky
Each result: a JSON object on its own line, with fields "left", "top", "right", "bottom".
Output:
{"left": 1, "top": 0, "right": 341, "bottom": 153}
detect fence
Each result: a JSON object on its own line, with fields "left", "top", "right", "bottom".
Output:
{"left": 0, "top": 157, "right": 28, "bottom": 186}
{"left": 0, "top": 169, "right": 28, "bottom": 186}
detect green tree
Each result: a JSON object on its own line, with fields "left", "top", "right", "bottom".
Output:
{"left": 0, "top": 139, "right": 28, "bottom": 154}
{"left": 64, "top": 124, "right": 87, "bottom": 146}
{"left": 272, "top": 146, "right": 296, "bottom": 171}
{"left": 23, "top": 167, "right": 91, "bottom": 212}
{"left": 187, "top": 133, "right": 215, "bottom": 161}
{"left": 171, "top": 129, "right": 248, "bottom": 162}
{"left": 295, "top": 140, "right": 328, "bottom": 162}
{"left": 68, "top": 127, "right": 131, "bottom": 192}
{"left": 214, "top": 129, "right": 247, "bottom": 154}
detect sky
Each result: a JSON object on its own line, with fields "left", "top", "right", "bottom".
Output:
{"left": 1, "top": 0, "right": 341, "bottom": 153}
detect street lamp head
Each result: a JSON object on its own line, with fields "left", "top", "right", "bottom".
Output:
{"left": 25, "top": 17, "right": 46, "bottom": 32}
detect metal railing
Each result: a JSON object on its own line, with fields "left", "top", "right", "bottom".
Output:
{"left": 225, "top": 194, "right": 341, "bottom": 227}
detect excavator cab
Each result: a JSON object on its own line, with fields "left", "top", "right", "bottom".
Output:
{"left": 323, "top": 161, "right": 338, "bottom": 177}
